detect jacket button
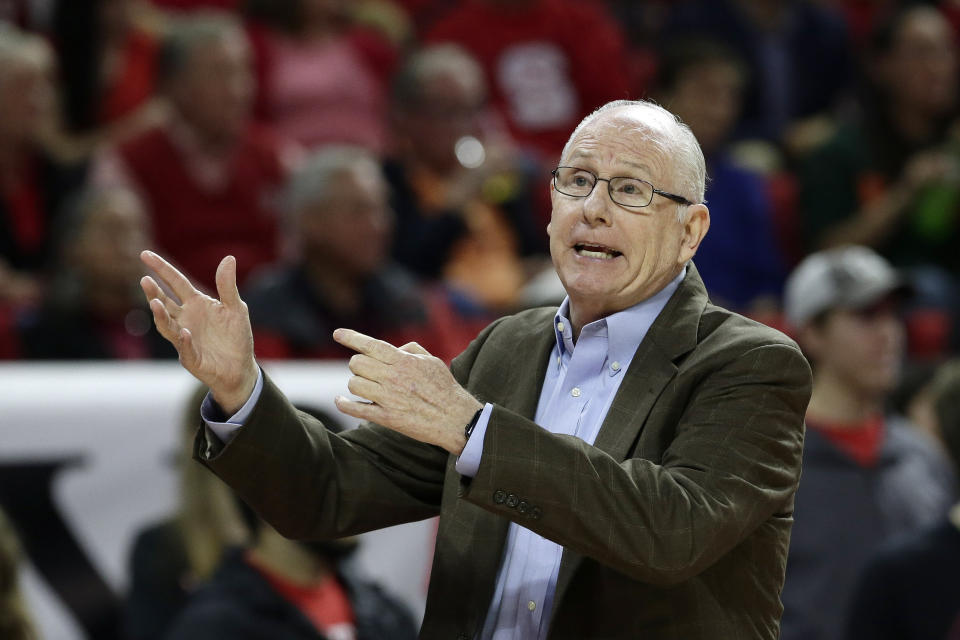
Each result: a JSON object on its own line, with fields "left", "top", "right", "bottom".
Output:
{"left": 506, "top": 493, "right": 519, "bottom": 508}
{"left": 517, "top": 500, "right": 529, "bottom": 514}
{"left": 493, "top": 490, "right": 507, "bottom": 504}
{"left": 531, "top": 506, "right": 542, "bottom": 520}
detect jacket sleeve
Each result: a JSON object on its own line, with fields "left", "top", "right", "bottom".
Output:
{"left": 459, "top": 341, "right": 811, "bottom": 586}
{"left": 194, "top": 317, "right": 507, "bottom": 540}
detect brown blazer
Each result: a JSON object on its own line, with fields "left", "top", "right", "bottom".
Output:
{"left": 198, "top": 265, "right": 812, "bottom": 639}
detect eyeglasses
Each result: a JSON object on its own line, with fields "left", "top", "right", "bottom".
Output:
{"left": 551, "top": 166, "right": 694, "bottom": 208}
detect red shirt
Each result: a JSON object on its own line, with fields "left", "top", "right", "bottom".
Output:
{"left": 246, "top": 552, "right": 356, "bottom": 640}
{"left": 426, "top": 0, "right": 630, "bottom": 164}
{"left": 116, "top": 123, "right": 285, "bottom": 292}
{"left": 807, "top": 414, "right": 886, "bottom": 467}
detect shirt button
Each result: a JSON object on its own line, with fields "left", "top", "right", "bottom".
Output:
{"left": 611, "top": 361, "right": 621, "bottom": 371}
{"left": 571, "top": 387, "right": 581, "bottom": 397}
{"left": 528, "top": 601, "right": 537, "bottom": 611}
{"left": 557, "top": 321, "right": 565, "bottom": 332}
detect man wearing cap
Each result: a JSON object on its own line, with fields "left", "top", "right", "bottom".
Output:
{"left": 139, "top": 99, "right": 812, "bottom": 639}
{"left": 779, "top": 245, "right": 956, "bottom": 640}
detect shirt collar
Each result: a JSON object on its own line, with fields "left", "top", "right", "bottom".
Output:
{"left": 552, "top": 266, "right": 686, "bottom": 362}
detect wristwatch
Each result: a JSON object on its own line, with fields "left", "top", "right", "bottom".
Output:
{"left": 464, "top": 407, "right": 483, "bottom": 442}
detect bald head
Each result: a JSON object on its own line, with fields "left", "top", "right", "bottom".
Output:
{"left": 561, "top": 100, "right": 707, "bottom": 212}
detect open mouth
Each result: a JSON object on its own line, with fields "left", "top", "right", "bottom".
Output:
{"left": 574, "top": 243, "right": 622, "bottom": 259}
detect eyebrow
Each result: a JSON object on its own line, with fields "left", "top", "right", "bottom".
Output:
{"left": 567, "top": 152, "right": 654, "bottom": 176}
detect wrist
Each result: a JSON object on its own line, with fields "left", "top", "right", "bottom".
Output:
{"left": 211, "top": 361, "right": 259, "bottom": 416}
{"left": 448, "top": 397, "right": 483, "bottom": 455}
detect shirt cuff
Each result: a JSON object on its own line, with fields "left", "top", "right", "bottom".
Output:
{"left": 455, "top": 403, "right": 494, "bottom": 478}
{"left": 201, "top": 369, "right": 265, "bottom": 445}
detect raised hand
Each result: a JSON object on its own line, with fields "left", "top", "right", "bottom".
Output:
{"left": 140, "top": 251, "right": 258, "bottom": 414}
{"left": 333, "top": 329, "right": 483, "bottom": 455}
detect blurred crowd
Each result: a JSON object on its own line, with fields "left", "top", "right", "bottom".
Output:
{"left": 2, "top": 0, "right": 960, "bottom": 638}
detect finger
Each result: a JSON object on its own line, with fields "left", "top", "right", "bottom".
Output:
{"left": 346, "top": 375, "right": 385, "bottom": 404}
{"left": 178, "top": 327, "right": 201, "bottom": 373}
{"left": 140, "top": 250, "right": 199, "bottom": 304}
{"left": 215, "top": 255, "right": 243, "bottom": 309}
{"left": 334, "top": 395, "right": 388, "bottom": 424}
{"left": 348, "top": 354, "right": 390, "bottom": 381}
{"left": 398, "top": 341, "right": 430, "bottom": 356}
{"left": 141, "top": 276, "right": 182, "bottom": 318}
{"left": 148, "top": 297, "right": 180, "bottom": 345}
{"left": 333, "top": 328, "right": 402, "bottom": 364}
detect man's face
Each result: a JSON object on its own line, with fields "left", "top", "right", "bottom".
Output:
{"left": 399, "top": 70, "right": 486, "bottom": 172}
{"left": 666, "top": 61, "right": 743, "bottom": 156}
{"left": 73, "top": 190, "right": 151, "bottom": 289}
{"left": 172, "top": 32, "right": 254, "bottom": 143}
{"left": 302, "top": 162, "right": 394, "bottom": 279}
{"left": 548, "top": 109, "right": 707, "bottom": 322}
{"left": 883, "top": 9, "right": 957, "bottom": 117}
{"left": 804, "top": 301, "right": 905, "bottom": 399}
{"left": 0, "top": 56, "right": 54, "bottom": 143}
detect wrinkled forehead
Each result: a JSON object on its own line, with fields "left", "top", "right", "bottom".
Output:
{"left": 563, "top": 108, "right": 677, "bottom": 180}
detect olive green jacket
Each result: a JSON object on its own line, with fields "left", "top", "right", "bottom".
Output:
{"left": 197, "top": 265, "right": 812, "bottom": 639}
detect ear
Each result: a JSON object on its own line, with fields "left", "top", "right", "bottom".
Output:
{"left": 679, "top": 203, "right": 710, "bottom": 264}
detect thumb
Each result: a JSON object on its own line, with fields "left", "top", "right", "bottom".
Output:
{"left": 398, "top": 341, "right": 430, "bottom": 356}
{"left": 215, "top": 255, "right": 243, "bottom": 309}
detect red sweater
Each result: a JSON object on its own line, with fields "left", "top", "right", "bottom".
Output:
{"left": 427, "top": 0, "right": 630, "bottom": 164}
{"left": 118, "top": 124, "right": 285, "bottom": 292}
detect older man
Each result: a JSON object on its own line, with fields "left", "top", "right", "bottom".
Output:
{"left": 141, "top": 99, "right": 811, "bottom": 639}
{"left": 243, "top": 145, "right": 481, "bottom": 361}
{"left": 96, "top": 13, "right": 289, "bottom": 293}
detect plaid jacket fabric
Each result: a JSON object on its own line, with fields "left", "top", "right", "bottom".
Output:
{"left": 198, "top": 265, "right": 812, "bottom": 639}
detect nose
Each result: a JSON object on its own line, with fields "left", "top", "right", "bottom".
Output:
{"left": 582, "top": 179, "right": 613, "bottom": 227}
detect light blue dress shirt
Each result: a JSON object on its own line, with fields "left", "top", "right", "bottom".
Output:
{"left": 455, "top": 269, "right": 683, "bottom": 639}
{"left": 203, "top": 268, "right": 685, "bottom": 640}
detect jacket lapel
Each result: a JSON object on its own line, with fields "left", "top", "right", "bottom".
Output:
{"left": 550, "top": 265, "right": 709, "bottom": 624}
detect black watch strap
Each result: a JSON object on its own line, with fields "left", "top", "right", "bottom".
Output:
{"left": 464, "top": 407, "right": 483, "bottom": 441}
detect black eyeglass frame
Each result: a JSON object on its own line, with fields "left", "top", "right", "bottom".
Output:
{"left": 551, "top": 166, "right": 695, "bottom": 208}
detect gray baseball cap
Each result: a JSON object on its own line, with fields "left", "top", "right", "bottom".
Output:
{"left": 784, "top": 245, "right": 911, "bottom": 328}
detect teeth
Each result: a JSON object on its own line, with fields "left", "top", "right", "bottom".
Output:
{"left": 577, "top": 247, "right": 617, "bottom": 259}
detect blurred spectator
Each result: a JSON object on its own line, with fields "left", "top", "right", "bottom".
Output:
{"left": 164, "top": 406, "right": 419, "bottom": 640}
{"left": 665, "top": 0, "right": 852, "bottom": 146}
{"left": 244, "top": 145, "right": 481, "bottom": 361}
{"left": 386, "top": 44, "right": 551, "bottom": 313}
{"left": 243, "top": 0, "right": 397, "bottom": 152}
{"left": 0, "top": 507, "right": 37, "bottom": 640}
{"left": 0, "top": 24, "right": 87, "bottom": 307}
{"left": 51, "top": 0, "right": 165, "bottom": 153}
{"left": 655, "top": 38, "right": 786, "bottom": 312}
{"left": 425, "top": 0, "right": 631, "bottom": 166}
{"left": 93, "top": 12, "right": 290, "bottom": 293}
{"left": 845, "top": 358, "right": 960, "bottom": 640}
{"left": 780, "top": 245, "right": 956, "bottom": 640}
{"left": 16, "top": 186, "right": 176, "bottom": 359}
{"left": 148, "top": 0, "right": 240, "bottom": 12}
{"left": 125, "top": 384, "right": 251, "bottom": 640}
{"left": 799, "top": 6, "right": 960, "bottom": 275}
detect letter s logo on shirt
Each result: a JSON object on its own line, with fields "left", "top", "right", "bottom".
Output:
{"left": 497, "top": 42, "right": 579, "bottom": 131}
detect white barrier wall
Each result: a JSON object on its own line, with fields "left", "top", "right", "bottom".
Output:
{"left": 0, "top": 361, "right": 435, "bottom": 640}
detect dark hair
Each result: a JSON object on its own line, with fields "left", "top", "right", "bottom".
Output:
{"left": 655, "top": 38, "right": 746, "bottom": 96}
{"left": 243, "top": 0, "right": 302, "bottom": 34}
{"left": 157, "top": 13, "right": 243, "bottom": 87}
